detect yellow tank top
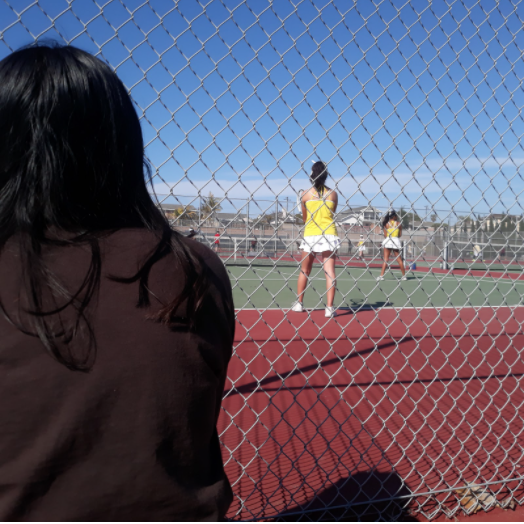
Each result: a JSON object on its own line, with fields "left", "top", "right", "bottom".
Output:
{"left": 304, "top": 199, "right": 337, "bottom": 237}
{"left": 386, "top": 220, "right": 400, "bottom": 238}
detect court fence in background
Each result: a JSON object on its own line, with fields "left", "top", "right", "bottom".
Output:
{"left": 2, "top": 0, "right": 524, "bottom": 520}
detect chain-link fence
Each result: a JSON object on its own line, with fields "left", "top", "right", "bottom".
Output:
{"left": 2, "top": 0, "right": 524, "bottom": 520}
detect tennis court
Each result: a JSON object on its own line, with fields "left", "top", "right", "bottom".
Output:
{"left": 220, "top": 261, "right": 524, "bottom": 520}
{"left": 228, "top": 263, "right": 524, "bottom": 310}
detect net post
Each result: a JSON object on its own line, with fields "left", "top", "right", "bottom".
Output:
{"left": 442, "top": 241, "right": 449, "bottom": 270}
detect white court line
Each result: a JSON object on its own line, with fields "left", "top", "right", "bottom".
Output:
{"left": 256, "top": 268, "right": 523, "bottom": 280}
{"left": 235, "top": 304, "right": 524, "bottom": 311}
{"left": 232, "top": 275, "right": 524, "bottom": 285}
{"left": 231, "top": 267, "right": 524, "bottom": 285}
{"left": 232, "top": 275, "right": 524, "bottom": 282}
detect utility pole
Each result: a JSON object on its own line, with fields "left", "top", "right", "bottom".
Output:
{"left": 275, "top": 199, "right": 278, "bottom": 255}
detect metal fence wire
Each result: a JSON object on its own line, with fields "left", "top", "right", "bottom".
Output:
{"left": 2, "top": 0, "right": 524, "bottom": 520}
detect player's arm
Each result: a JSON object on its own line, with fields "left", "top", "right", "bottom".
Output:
{"left": 398, "top": 223, "right": 402, "bottom": 237}
{"left": 301, "top": 192, "right": 308, "bottom": 223}
{"left": 331, "top": 190, "right": 338, "bottom": 213}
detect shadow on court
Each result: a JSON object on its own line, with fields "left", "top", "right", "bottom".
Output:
{"left": 335, "top": 300, "right": 390, "bottom": 316}
{"left": 226, "top": 331, "right": 524, "bottom": 396}
{"left": 277, "top": 470, "right": 416, "bottom": 521}
{"left": 224, "top": 338, "right": 406, "bottom": 396}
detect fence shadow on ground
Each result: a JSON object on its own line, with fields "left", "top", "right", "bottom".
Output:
{"left": 335, "top": 300, "right": 390, "bottom": 317}
{"left": 276, "top": 470, "right": 416, "bottom": 522}
{"left": 224, "top": 338, "right": 404, "bottom": 396}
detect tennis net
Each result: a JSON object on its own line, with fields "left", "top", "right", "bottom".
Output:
{"left": 193, "top": 235, "right": 400, "bottom": 270}
{"left": 445, "top": 240, "right": 524, "bottom": 271}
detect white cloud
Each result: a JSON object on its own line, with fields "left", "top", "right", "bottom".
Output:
{"left": 149, "top": 155, "right": 524, "bottom": 216}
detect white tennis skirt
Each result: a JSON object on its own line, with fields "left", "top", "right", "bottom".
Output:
{"left": 300, "top": 235, "right": 341, "bottom": 253}
{"left": 382, "top": 237, "right": 402, "bottom": 250}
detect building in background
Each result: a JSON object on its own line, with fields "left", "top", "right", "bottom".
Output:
{"left": 336, "top": 205, "right": 383, "bottom": 227}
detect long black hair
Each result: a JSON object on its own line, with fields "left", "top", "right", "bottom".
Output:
{"left": 381, "top": 210, "right": 399, "bottom": 228}
{"left": 310, "top": 161, "right": 329, "bottom": 194}
{"left": 0, "top": 43, "right": 207, "bottom": 371}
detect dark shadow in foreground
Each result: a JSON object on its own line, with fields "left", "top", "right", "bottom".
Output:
{"left": 276, "top": 470, "right": 416, "bottom": 522}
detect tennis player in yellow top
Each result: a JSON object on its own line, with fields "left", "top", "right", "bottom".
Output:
{"left": 377, "top": 209, "right": 407, "bottom": 281}
{"left": 292, "top": 161, "right": 341, "bottom": 317}
{"left": 357, "top": 235, "right": 366, "bottom": 260}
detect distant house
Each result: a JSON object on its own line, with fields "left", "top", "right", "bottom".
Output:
{"left": 159, "top": 204, "right": 250, "bottom": 227}
{"left": 450, "top": 213, "right": 522, "bottom": 233}
{"left": 159, "top": 203, "right": 196, "bottom": 219}
{"left": 485, "top": 213, "right": 521, "bottom": 229}
{"left": 215, "top": 212, "right": 248, "bottom": 227}
{"left": 336, "top": 205, "right": 383, "bottom": 226}
{"left": 418, "top": 221, "right": 435, "bottom": 233}
{"left": 270, "top": 209, "right": 297, "bottom": 225}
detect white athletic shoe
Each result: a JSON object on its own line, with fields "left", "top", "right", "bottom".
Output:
{"left": 325, "top": 306, "right": 337, "bottom": 318}
{"left": 401, "top": 276, "right": 408, "bottom": 281}
{"left": 376, "top": 276, "right": 384, "bottom": 281}
{"left": 291, "top": 302, "right": 304, "bottom": 312}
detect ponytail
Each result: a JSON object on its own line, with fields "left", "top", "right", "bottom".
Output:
{"left": 382, "top": 210, "right": 398, "bottom": 229}
{"left": 310, "top": 161, "right": 328, "bottom": 193}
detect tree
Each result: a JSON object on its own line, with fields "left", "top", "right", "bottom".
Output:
{"left": 456, "top": 216, "right": 472, "bottom": 233}
{"left": 432, "top": 222, "right": 447, "bottom": 234}
{"left": 200, "top": 192, "right": 222, "bottom": 220}
{"left": 264, "top": 213, "right": 276, "bottom": 225}
{"left": 165, "top": 205, "right": 196, "bottom": 222}
{"left": 430, "top": 213, "right": 438, "bottom": 223}
{"left": 501, "top": 217, "right": 513, "bottom": 233}
{"left": 253, "top": 213, "right": 277, "bottom": 228}
{"left": 397, "top": 207, "right": 422, "bottom": 229}
{"left": 175, "top": 206, "right": 196, "bottom": 220}
{"left": 399, "top": 208, "right": 421, "bottom": 230}
{"left": 399, "top": 208, "right": 410, "bottom": 229}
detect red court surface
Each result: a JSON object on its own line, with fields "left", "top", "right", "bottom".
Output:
{"left": 220, "top": 307, "right": 524, "bottom": 520}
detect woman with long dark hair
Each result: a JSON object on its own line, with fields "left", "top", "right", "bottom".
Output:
{"left": 0, "top": 44, "right": 233, "bottom": 520}
{"left": 377, "top": 209, "right": 407, "bottom": 281}
{"left": 292, "top": 161, "right": 340, "bottom": 317}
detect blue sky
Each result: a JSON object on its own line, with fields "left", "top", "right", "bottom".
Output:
{"left": 1, "top": 0, "right": 524, "bottom": 223}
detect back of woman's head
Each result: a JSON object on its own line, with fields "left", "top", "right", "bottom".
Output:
{"left": 0, "top": 44, "right": 206, "bottom": 370}
{"left": 0, "top": 43, "right": 156, "bottom": 232}
{"left": 310, "top": 161, "right": 328, "bottom": 192}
